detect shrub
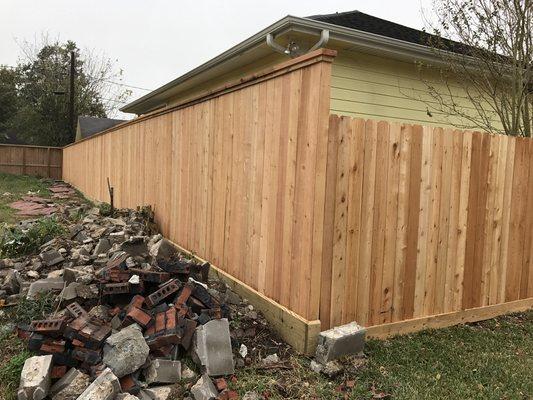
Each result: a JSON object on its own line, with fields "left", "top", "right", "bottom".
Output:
{"left": 0, "top": 217, "right": 66, "bottom": 258}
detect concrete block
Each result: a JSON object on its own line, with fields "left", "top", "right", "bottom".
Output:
{"left": 77, "top": 368, "right": 121, "bottom": 400}
{"left": 142, "top": 386, "right": 174, "bottom": 400}
{"left": 17, "top": 355, "right": 53, "bottom": 400}
{"left": 50, "top": 368, "right": 90, "bottom": 400}
{"left": 143, "top": 359, "right": 181, "bottom": 385}
{"left": 93, "top": 238, "right": 112, "bottom": 256}
{"left": 315, "top": 321, "right": 366, "bottom": 364}
{"left": 40, "top": 250, "right": 64, "bottom": 267}
{"left": 116, "top": 394, "right": 140, "bottom": 400}
{"left": 103, "top": 324, "right": 149, "bottom": 378}
{"left": 191, "top": 374, "right": 218, "bottom": 400}
{"left": 193, "top": 318, "right": 234, "bottom": 376}
{"left": 27, "top": 278, "right": 65, "bottom": 299}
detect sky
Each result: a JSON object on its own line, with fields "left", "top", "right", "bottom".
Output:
{"left": 1, "top": 0, "right": 432, "bottom": 118}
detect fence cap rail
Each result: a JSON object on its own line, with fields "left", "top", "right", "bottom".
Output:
{"left": 0, "top": 143, "right": 63, "bottom": 150}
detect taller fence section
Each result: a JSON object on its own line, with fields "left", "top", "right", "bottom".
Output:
{"left": 63, "top": 49, "right": 336, "bottom": 333}
{"left": 322, "top": 115, "right": 533, "bottom": 333}
{"left": 0, "top": 144, "right": 62, "bottom": 179}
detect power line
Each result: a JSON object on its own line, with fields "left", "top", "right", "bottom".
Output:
{"left": 1, "top": 64, "right": 154, "bottom": 92}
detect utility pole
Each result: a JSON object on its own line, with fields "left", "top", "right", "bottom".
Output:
{"left": 69, "top": 51, "right": 75, "bottom": 143}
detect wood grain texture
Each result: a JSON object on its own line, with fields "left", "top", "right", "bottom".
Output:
{"left": 323, "top": 116, "right": 533, "bottom": 329}
{"left": 63, "top": 51, "right": 335, "bottom": 322}
{"left": 0, "top": 144, "right": 62, "bottom": 179}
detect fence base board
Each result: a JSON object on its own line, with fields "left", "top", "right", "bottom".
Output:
{"left": 366, "top": 298, "right": 533, "bottom": 339}
{"left": 168, "top": 241, "right": 320, "bottom": 355}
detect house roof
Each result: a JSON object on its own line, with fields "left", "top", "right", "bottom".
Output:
{"left": 121, "top": 11, "right": 463, "bottom": 115}
{"left": 77, "top": 116, "right": 126, "bottom": 140}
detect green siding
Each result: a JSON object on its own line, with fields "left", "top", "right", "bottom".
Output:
{"left": 331, "top": 50, "right": 499, "bottom": 129}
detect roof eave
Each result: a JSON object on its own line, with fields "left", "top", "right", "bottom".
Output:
{"left": 121, "top": 15, "right": 451, "bottom": 114}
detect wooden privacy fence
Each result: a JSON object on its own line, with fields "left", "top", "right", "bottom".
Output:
{"left": 322, "top": 115, "right": 533, "bottom": 333}
{"left": 0, "top": 144, "right": 62, "bottom": 179}
{"left": 62, "top": 49, "right": 533, "bottom": 352}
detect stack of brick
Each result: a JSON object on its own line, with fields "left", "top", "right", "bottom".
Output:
{"left": 17, "top": 235, "right": 237, "bottom": 400}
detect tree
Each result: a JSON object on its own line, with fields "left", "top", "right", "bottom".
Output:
{"left": 0, "top": 36, "right": 130, "bottom": 146}
{"left": 420, "top": 0, "right": 532, "bottom": 136}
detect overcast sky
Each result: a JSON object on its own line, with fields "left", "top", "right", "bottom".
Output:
{"left": 1, "top": 0, "right": 432, "bottom": 118}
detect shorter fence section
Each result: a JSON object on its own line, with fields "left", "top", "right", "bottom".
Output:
{"left": 0, "top": 144, "right": 62, "bottom": 179}
{"left": 321, "top": 115, "right": 533, "bottom": 332}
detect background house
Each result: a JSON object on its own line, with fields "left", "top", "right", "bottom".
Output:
{"left": 76, "top": 116, "right": 126, "bottom": 142}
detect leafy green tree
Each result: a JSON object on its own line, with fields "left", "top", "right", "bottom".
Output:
{"left": 0, "top": 37, "right": 129, "bottom": 146}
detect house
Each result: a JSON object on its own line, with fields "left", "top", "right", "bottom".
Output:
{"left": 121, "top": 10, "right": 491, "bottom": 128}
{"left": 76, "top": 116, "right": 126, "bottom": 142}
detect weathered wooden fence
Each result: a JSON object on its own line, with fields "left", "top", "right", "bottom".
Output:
{"left": 322, "top": 115, "right": 533, "bottom": 333}
{"left": 0, "top": 144, "right": 62, "bottom": 179}
{"left": 61, "top": 49, "right": 532, "bottom": 351}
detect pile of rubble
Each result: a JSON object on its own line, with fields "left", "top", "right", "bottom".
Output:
{"left": 0, "top": 201, "right": 264, "bottom": 400}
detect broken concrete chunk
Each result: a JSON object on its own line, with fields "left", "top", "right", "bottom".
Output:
{"left": 315, "top": 321, "right": 366, "bottom": 364}
{"left": 63, "top": 266, "right": 94, "bottom": 285}
{"left": 191, "top": 374, "right": 218, "bottom": 400}
{"left": 181, "top": 365, "right": 197, "bottom": 380}
{"left": 40, "top": 250, "right": 65, "bottom": 267}
{"left": 103, "top": 324, "right": 150, "bottom": 378}
{"left": 59, "top": 282, "right": 80, "bottom": 301}
{"left": 149, "top": 238, "right": 178, "bottom": 261}
{"left": 17, "top": 354, "right": 53, "bottom": 400}
{"left": 193, "top": 318, "right": 234, "bottom": 376}
{"left": 93, "top": 238, "right": 111, "bottom": 256}
{"left": 116, "top": 394, "right": 140, "bottom": 400}
{"left": 261, "top": 353, "right": 279, "bottom": 366}
{"left": 27, "top": 278, "right": 65, "bottom": 299}
{"left": 144, "top": 359, "right": 181, "bottom": 385}
{"left": 50, "top": 368, "right": 90, "bottom": 400}
{"left": 242, "top": 392, "right": 261, "bottom": 400}
{"left": 142, "top": 386, "right": 174, "bottom": 400}
{"left": 77, "top": 367, "right": 121, "bottom": 400}
{"left": 3, "top": 269, "right": 22, "bottom": 294}
{"left": 121, "top": 237, "right": 148, "bottom": 257}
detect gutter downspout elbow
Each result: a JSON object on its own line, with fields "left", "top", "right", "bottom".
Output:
{"left": 308, "top": 29, "right": 330, "bottom": 52}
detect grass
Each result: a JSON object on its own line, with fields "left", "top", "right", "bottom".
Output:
{"left": 0, "top": 294, "right": 55, "bottom": 400}
{"left": 230, "top": 311, "right": 533, "bottom": 399}
{"left": 0, "top": 217, "right": 66, "bottom": 258}
{"left": 0, "top": 173, "right": 52, "bottom": 223}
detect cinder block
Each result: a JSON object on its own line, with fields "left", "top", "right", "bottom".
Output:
{"left": 315, "top": 321, "right": 366, "bottom": 364}
{"left": 143, "top": 359, "right": 181, "bottom": 385}
{"left": 17, "top": 355, "right": 53, "bottom": 400}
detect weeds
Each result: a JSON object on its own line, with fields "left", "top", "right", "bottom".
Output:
{"left": 0, "top": 292, "right": 56, "bottom": 326}
{"left": 0, "top": 217, "right": 65, "bottom": 258}
{"left": 0, "top": 348, "right": 32, "bottom": 400}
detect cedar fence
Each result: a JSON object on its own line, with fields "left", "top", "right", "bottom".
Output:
{"left": 61, "top": 49, "right": 533, "bottom": 353}
{"left": 0, "top": 144, "right": 62, "bottom": 179}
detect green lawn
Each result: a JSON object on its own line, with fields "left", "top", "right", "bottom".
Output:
{"left": 0, "top": 172, "right": 52, "bottom": 223}
{"left": 230, "top": 312, "right": 532, "bottom": 399}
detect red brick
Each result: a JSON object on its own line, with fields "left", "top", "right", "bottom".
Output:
{"left": 155, "top": 312, "right": 166, "bottom": 333}
{"left": 165, "top": 308, "right": 176, "bottom": 331}
{"left": 127, "top": 307, "right": 152, "bottom": 328}
{"left": 215, "top": 378, "right": 228, "bottom": 391}
{"left": 51, "top": 365, "right": 67, "bottom": 379}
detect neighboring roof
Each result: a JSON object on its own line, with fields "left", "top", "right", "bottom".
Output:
{"left": 121, "top": 11, "right": 465, "bottom": 115}
{"left": 308, "top": 10, "right": 430, "bottom": 48}
{"left": 0, "top": 131, "right": 26, "bottom": 145}
{"left": 77, "top": 116, "right": 126, "bottom": 140}
{"left": 308, "top": 10, "right": 469, "bottom": 55}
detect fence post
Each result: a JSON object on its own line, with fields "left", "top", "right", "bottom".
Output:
{"left": 47, "top": 147, "right": 51, "bottom": 178}
{"left": 22, "top": 147, "right": 26, "bottom": 175}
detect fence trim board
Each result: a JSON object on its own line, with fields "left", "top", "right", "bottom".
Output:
{"left": 365, "top": 298, "right": 533, "bottom": 339}
{"left": 63, "top": 48, "right": 337, "bottom": 149}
